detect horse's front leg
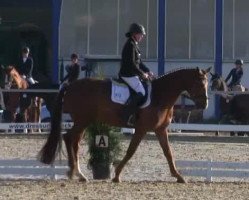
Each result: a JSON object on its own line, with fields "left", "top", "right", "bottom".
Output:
{"left": 113, "top": 128, "right": 146, "bottom": 183}
{"left": 155, "top": 128, "right": 186, "bottom": 183}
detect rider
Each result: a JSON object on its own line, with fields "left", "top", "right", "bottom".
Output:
{"left": 119, "top": 23, "right": 154, "bottom": 126}
{"left": 17, "top": 47, "right": 36, "bottom": 84}
{"left": 225, "top": 59, "right": 244, "bottom": 89}
{"left": 61, "top": 53, "right": 80, "bottom": 86}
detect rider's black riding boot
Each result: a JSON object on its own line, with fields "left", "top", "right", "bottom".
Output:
{"left": 122, "top": 92, "right": 144, "bottom": 126}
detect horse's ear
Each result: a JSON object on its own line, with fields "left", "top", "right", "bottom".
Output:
{"left": 196, "top": 67, "right": 201, "bottom": 74}
{"left": 205, "top": 67, "right": 212, "bottom": 74}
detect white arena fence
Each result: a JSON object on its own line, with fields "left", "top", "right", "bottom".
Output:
{"left": 0, "top": 159, "right": 248, "bottom": 182}
{"left": 122, "top": 123, "right": 249, "bottom": 135}
{"left": 176, "top": 160, "right": 249, "bottom": 182}
{"left": 0, "top": 122, "right": 249, "bottom": 133}
{"left": 0, "top": 159, "right": 68, "bottom": 180}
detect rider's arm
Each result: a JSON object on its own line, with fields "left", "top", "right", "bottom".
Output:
{"left": 225, "top": 69, "right": 233, "bottom": 82}
{"left": 139, "top": 62, "right": 150, "bottom": 73}
{"left": 65, "top": 65, "right": 71, "bottom": 73}
{"left": 234, "top": 70, "right": 243, "bottom": 84}
{"left": 23, "top": 57, "right": 33, "bottom": 78}
{"left": 61, "top": 74, "right": 69, "bottom": 83}
{"left": 61, "top": 65, "right": 71, "bottom": 82}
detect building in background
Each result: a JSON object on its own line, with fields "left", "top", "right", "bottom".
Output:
{"left": 0, "top": 0, "right": 52, "bottom": 82}
{"left": 1, "top": 0, "right": 249, "bottom": 118}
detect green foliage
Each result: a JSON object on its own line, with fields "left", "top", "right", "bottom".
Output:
{"left": 86, "top": 122, "right": 121, "bottom": 167}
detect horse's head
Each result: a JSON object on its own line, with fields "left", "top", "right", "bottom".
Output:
{"left": 209, "top": 72, "right": 226, "bottom": 91}
{"left": 4, "top": 66, "right": 28, "bottom": 89}
{"left": 185, "top": 67, "right": 211, "bottom": 109}
{"left": 4, "top": 65, "right": 14, "bottom": 74}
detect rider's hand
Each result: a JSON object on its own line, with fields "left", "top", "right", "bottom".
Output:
{"left": 147, "top": 71, "right": 156, "bottom": 81}
{"left": 142, "top": 73, "right": 149, "bottom": 80}
{"left": 148, "top": 71, "right": 154, "bottom": 77}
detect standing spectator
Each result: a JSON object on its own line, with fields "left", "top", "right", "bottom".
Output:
{"left": 17, "top": 47, "right": 35, "bottom": 84}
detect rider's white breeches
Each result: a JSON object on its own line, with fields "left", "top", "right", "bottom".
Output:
{"left": 121, "top": 76, "right": 145, "bottom": 96}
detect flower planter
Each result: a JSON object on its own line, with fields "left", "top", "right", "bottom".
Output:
{"left": 91, "top": 162, "right": 111, "bottom": 179}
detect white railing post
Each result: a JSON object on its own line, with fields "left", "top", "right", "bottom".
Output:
{"left": 206, "top": 159, "right": 212, "bottom": 182}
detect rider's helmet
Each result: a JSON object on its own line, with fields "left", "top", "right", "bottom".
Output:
{"left": 235, "top": 59, "right": 243, "bottom": 65}
{"left": 125, "top": 23, "right": 146, "bottom": 37}
{"left": 22, "top": 47, "right": 30, "bottom": 54}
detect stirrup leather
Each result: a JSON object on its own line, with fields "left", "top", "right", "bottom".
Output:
{"left": 127, "top": 114, "right": 136, "bottom": 126}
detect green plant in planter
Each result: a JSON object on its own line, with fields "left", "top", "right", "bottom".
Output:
{"left": 86, "top": 122, "right": 121, "bottom": 179}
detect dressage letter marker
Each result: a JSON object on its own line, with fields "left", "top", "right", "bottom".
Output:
{"left": 95, "top": 135, "right": 108, "bottom": 148}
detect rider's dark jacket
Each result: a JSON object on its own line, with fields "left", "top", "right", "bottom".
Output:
{"left": 17, "top": 56, "right": 33, "bottom": 78}
{"left": 225, "top": 68, "right": 243, "bottom": 87}
{"left": 119, "top": 37, "right": 149, "bottom": 79}
{"left": 61, "top": 63, "right": 80, "bottom": 83}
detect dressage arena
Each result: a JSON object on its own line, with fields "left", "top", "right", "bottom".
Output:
{"left": 0, "top": 133, "right": 248, "bottom": 200}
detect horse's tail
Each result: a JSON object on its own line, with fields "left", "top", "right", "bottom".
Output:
{"left": 39, "top": 87, "right": 65, "bottom": 164}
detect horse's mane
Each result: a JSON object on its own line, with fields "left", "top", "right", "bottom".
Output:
{"left": 220, "top": 77, "right": 228, "bottom": 92}
{"left": 212, "top": 74, "right": 228, "bottom": 92}
{"left": 156, "top": 67, "right": 198, "bottom": 80}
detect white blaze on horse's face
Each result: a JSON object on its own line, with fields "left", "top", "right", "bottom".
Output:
{"left": 200, "top": 73, "right": 209, "bottom": 109}
{"left": 204, "top": 75, "right": 209, "bottom": 108}
{"left": 188, "top": 67, "right": 211, "bottom": 109}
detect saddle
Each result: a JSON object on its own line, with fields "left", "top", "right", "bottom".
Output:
{"left": 230, "top": 84, "right": 246, "bottom": 92}
{"left": 111, "top": 78, "right": 151, "bottom": 108}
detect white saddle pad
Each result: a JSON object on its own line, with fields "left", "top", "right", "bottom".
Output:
{"left": 111, "top": 79, "right": 151, "bottom": 108}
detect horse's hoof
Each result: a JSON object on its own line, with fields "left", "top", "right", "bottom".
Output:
{"left": 112, "top": 177, "right": 120, "bottom": 183}
{"left": 67, "top": 171, "right": 74, "bottom": 180}
{"left": 79, "top": 177, "right": 88, "bottom": 182}
{"left": 177, "top": 177, "right": 187, "bottom": 183}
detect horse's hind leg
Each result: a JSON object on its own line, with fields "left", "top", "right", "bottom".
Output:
{"left": 155, "top": 128, "right": 186, "bottom": 183}
{"left": 63, "top": 123, "right": 88, "bottom": 182}
{"left": 113, "top": 128, "right": 146, "bottom": 183}
{"left": 72, "top": 128, "right": 87, "bottom": 181}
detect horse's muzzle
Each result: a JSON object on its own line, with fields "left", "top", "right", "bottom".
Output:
{"left": 194, "top": 96, "right": 208, "bottom": 109}
{"left": 197, "top": 102, "right": 208, "bottom": 109}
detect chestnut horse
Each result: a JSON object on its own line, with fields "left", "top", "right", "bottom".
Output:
{"left": 3, "top": 66, "right": 59, "bottom": 123}
{"left": 39, "top": 67, "right": 211, "bottom": 183}
{"left": 210, "top": 73, "right": 249, "bottom": 136}
{"left": 2, "top": 66, "right": 41, "bottom": 125}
